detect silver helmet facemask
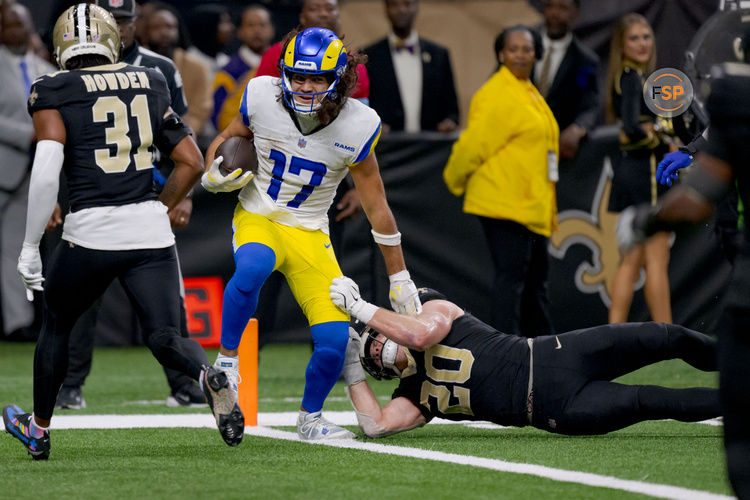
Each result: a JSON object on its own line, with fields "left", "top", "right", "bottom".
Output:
{"left": 359, "top": 326, "right": 403, "bottom": 380}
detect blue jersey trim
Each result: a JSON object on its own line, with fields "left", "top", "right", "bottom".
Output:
{"left": 239, "top": 85, "right": 250, "bottom": 127}
{"left": 353, "top": 122, "right": 381, "bottom": 164}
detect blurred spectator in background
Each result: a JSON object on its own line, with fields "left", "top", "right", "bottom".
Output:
{"left": 134, "top": 0, "right": 154, "bottom": 46}
{"left": 185, "top": 3, "right": 235, "bottom": 82}
{"left": 364, "top": 0, "right": 458, "bottom": 134}
{"left": 146, "top": 2, "right": 212, "bottom": 136}
{"left": 255, "top": 0, "right": 369, "bottom": 103}
{"left": 212, "top": 4, "right": 274, "bottom": 132}
{"left": 98, "top": 0, "right": 187, "bottom": 121}
{"left": 533, "top": 0, "right": 599, "bottom": 160}
{"left": 0, "top": 2, "right": 55, "bottom": 339}
{"left": 444, "top": 25, "right": 558, "bottom": 338}
{"left": 605, "top": 13, "right": 673, "bottom": 325}
{"left": 29, "top": 32, "right": 51, "bottom": 62}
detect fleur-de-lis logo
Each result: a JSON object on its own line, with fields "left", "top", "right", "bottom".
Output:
{"left": 28, "top": 89, "right": 38, "bottom": 106}
{"left": 549, "top": 157, "right": 639, "bottom": 307}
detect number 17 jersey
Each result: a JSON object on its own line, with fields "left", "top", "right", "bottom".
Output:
{"left": 237, "top": 76, "right": 381, "bottom": 234}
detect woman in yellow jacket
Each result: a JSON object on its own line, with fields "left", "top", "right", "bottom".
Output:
{"left": 444, "top": 25, "right": 559, "bottom": 337}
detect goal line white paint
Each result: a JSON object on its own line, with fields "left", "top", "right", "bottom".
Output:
{"left": 46, "top": 413, "right": 728, "bottom": 500}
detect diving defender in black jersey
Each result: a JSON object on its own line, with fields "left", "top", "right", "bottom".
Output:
{"left": 2, "top": 4, "right": 243, "bottom": 459}
{"left": 330, "top": 279, "right": 719, "bottom": 438}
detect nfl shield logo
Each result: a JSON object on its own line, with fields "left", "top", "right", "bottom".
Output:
{"left": 109, "top": 0, "right": 124, "bottom": 7}
{"left": 298, "top": 137, "right": 307, "bottom": 149}
{"left": 62, "top": 32, "right": 74, "bottom": 41}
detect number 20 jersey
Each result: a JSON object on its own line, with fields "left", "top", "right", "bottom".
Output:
{"left": 393, "top": 312, "right": 531, "bottom": 427}
{"left": 237, "top": 76, "right": 381, "bottom": 233}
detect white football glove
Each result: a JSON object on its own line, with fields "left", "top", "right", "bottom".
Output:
{"left": 330, "top": 276, "right": 378, "bottom": 323}
{"left": 388, "top": 270, "right": 422, "bottom": 316}
{"left": 201, "top": 155, "right": 253, "bottom": 193}
{"left": 615, "top": 205, "right": 646, "bottom": 253}
{"left": 341, "top": 327, "right": 366, "bottom": 385}
{"left": 17, "top": 242, "right": 44, "bottom": 301}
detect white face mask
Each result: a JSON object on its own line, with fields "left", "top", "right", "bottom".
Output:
{"left": 380, "top": 339, "right": 417, "bottom": 379}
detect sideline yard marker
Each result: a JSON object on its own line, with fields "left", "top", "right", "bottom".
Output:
{"left": 238, "top": 319, "right": 258, "bottom": 426}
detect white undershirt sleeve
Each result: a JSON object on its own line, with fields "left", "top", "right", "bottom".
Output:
{"left": 24, "top": 140, "right": 64, "bottom": 246}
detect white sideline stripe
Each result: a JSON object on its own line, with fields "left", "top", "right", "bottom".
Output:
{"left": 48, "top": 412, "right": 504, "bottom": 429}
{"left": 122, "top": 396, "right": 389, "bottom": 406}
{"left": 48, "top": 413, "right": 722, "bottom": 430}
{"left": 245, "top": 426, "right": 732, "bottom": 500}
{"left": 45, "top": 414, "right": 729, "bottom": 500}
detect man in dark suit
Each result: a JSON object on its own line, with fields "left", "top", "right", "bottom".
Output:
{"left": 0, "top": 3, "right": 55, "bottom": 340}
{"left": 534, "top": 0, "right": 599, "bottom": 160}
{"left": 364, "top": 0, "right": 459, "bottom": 134}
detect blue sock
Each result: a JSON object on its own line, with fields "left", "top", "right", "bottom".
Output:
{"left": 301, "top": 321, "right": 349, "bottom": 413}
{"left": 220, "top": 243, "right": 275, "bottom": 350}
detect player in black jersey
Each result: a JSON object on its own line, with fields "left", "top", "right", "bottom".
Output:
{"left": 616, "top": 23, "right": 750, "bottom": 500}
{"left": 52, "top": 0, "right": 200, "bottom": 413}
{"left": 330, "top": 279, "right": 719, "bottom": 438}
{"left": 2, "top": 4, "right": 243, "bottom": 458}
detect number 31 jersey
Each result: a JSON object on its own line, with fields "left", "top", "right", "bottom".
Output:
{"left": 237, "top": 76, "right": 381, "bottom": 233}
{"left": 28, "top": 62, "right": 189, "bottom": 250}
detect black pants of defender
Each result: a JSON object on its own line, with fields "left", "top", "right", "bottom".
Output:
{"left": 34, "top": 243, "right": 208, "bottom": 420}
{"left": 478, "top": 217, "right": 554, "bottom": 337}
{"left": 531, "top": 322, "right": 720, "bottom": 435}
{"left": 63, "top": 292, "right": 194, "bottom": 394}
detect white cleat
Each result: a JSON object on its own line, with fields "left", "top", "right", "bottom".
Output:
{"left": 214, "top": 360, "right": 241, "bottom": 392}
{"left": 297, "top": 411, "right": 355, "bottom": 440}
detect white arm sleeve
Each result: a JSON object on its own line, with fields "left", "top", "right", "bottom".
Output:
{"left": 24, "top": 140, "right": 64, "bottom": 246}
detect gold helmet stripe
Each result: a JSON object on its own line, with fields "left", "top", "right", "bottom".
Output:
{"left": 320, "top": 39, "right": 344, "bottom": 71}
{"left": 284, "top": 34, "right": 298, "bottom": 69}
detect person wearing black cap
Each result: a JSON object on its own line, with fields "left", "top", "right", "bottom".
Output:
{"left": 330, "top": 277, "right": 720, "bottom": 439}
{"left": 55, "top": 0, "right": 203, "bottom": 410}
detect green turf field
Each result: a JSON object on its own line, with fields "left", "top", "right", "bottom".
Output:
{"left": 0, "top": 341, "right": 732, "bottom": 499}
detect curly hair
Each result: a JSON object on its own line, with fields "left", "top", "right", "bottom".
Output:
{"left": 277, "top": 28, "right": 367, "bottom": 125}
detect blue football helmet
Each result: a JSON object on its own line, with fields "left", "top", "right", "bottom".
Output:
{"left": 280, "top": 27, "right": 348, "bottom": 112}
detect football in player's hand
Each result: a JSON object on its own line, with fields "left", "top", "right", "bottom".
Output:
{"left": 216, "top": 136, "right": 257, "bottom": 176}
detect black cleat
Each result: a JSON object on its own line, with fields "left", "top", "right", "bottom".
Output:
{"left": 202, "top": 366, "right": 244, "bottom": 446}
{"left": 3, "top": 404, "right": 50, "bottom": 460}
{"left": 167, "top": 383, "right": 207, "bottom": 408}
{"left": 55, "top": 386, "right": 86, "bottom": 410}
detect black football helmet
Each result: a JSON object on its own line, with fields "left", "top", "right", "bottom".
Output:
{"left": 417, "top": 287, "right": 447, "bottom": 303}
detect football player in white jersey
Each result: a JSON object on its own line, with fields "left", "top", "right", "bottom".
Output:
{"left": 201, "top": 27, "right": 421, "bottom": 440}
